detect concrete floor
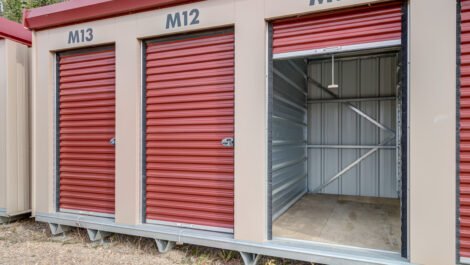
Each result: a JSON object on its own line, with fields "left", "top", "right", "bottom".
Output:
{"left": 273, "top": 194, "right": 401, "bottom": 252}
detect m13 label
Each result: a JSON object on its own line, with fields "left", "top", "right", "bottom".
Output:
{"left": 68, "top": 28, "right": 93, "bottom": 44}
{"left": 166, "top": 9, "right": 200, "bottom": 29}
{"left": 310, "top": 0, "right": 340, "bottom": 5}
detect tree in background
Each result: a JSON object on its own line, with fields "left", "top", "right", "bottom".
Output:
{"left": 2, "top": 0, "right": 61, "bottom": 23}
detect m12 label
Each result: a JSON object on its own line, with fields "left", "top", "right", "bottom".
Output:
{"left": 68, "top": 28, "right": 93, "bottom": 44}
{"left": 166, "top": 9, "right": 200, "bottom": 29}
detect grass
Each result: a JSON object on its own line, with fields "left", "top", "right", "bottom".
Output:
{"left": 0, "top": 219, "right": 316, "bottom": 265}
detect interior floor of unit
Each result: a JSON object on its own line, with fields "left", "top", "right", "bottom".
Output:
{"left": 273, "top": 194, "right": 401, "bottom": 252}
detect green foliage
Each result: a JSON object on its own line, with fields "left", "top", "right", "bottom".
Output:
{"left": 2, "top": 0, "right": 61, "bottom": 23}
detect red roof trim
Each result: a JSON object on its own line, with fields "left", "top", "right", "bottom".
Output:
{"left": 23, "top": 0, "right": 203, "bottom": 31}
{"left": 0, "top": 17, "right": 32, "bottom": 46}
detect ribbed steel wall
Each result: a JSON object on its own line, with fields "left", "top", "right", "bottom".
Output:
{"left": 272, "top": 1, "right": 403, "bottom": 55}
{"left": 461, "top": 0, "right": 470, "bottom": 258}
{"left": 58, "top": 48, "right": 116, "bottom": 215}
{"left": 145, "top": 32, "right": 234, "bottom": 230}
{"left": 308, "top": 54, "right": 398, "bottom": 197}
{"left": 272, "top": 59, "right": 308, "bottom": 220}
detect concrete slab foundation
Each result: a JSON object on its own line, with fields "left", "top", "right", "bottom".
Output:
{"left": 273, "top": 194, "right": 401, "bottom": 252}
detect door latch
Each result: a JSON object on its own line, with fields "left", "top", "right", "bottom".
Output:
{"left": 221, "top": 137, "right": 234, "bottom": 147}
{"left": 109, "top": 137, "right": 116, "bottom": 146}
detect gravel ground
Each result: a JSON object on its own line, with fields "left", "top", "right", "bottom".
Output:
{"left": 0, "top": 219, "right": 312, "bottom": 265}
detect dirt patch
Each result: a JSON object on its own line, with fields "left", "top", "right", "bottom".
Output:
{"left": 0, "top": 219, "right": 312, "bottom": 265}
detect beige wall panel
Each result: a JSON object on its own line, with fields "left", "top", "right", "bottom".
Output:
{"left": 265, "top": 0, "right": 388, "bottom": 20}
{"left": 133, "top": 0, "right": 235, "bottom": 39}
{"left": 31, "top": 33, "right": 55, "bottom": 214}
{"left": 5, "top": 40, "right": 31, "bottom": 215}
{"left": 0, "top": 39, "right": 6, "bottom": 210}
{"left": 409, "top": 0, "right": 457, "bottom": 264}
{"left": 0, "top": 39, "right": 31, "bottom": 216}
{"left": 233, "top": 0, "right": 268, "bottom": 242}
{"left": 114, "top": 29, "right": 141, "bottom": 225}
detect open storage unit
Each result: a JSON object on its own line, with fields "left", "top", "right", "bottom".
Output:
{"left": 0, "top": 18, "right": 32, "bottom": 223}
{"left": 269, "top": 1, "right": 406, "bottom": 253}
{"left": 24, "top": 0, "right": 459, "bottom": 264}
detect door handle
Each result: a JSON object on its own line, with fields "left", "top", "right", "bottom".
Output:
{"left": 109, "top": 137, "right": 116, "bottom": 146}
{"left": 221, "top": 137, "right": 234, "bottom": 147}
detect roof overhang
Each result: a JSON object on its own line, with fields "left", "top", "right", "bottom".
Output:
{"left": 0, "top": 17, "right": 32, "bottom": 46}
{"left": 23, "top": 0, "right": 203, "bottom": 31}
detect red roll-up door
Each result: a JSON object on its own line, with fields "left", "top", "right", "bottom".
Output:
{"left": 58, "top": 47, "right": 116, "bottom": 216}
{"left": 461, "top": 0, "right": 470, "bottom": 259}
{"left": 272, "top": 1, "right": 403, "bottom": 55}
{"left": 145, "top": 31, "right": 234, "bottom": 232}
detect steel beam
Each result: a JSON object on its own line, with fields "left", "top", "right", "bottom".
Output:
{"left": 308, "top": 96, "right": 396, "bottom": 104}
{"left": 311, "top": 137, "right": 395, "bottom": 193}
{"left": 308, "top": 78, "right": 396, "bottom": 136}
{"left": 308, "top": 145, "right": 396, "bottom": 149}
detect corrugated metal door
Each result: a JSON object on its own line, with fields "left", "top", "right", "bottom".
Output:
{"left": 461, "top": 0, "right": 470, "bottom": 260}
{"left": 145, "top": 30, "right": 234, "bottom": 232}
{"left": 272, "top": 1, "right": 403, "bottom": 55}
{"left": 58, "top": 47, "right": 115, "bottom": 216}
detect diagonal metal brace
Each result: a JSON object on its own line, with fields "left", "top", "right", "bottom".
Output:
{"left": 155, "top": 239, "right": 175, "bottom": 253}
{"left": 311, "top": 137, "right": 395, "bottom": 193}
{"left": 87, "top": 229, "right": 112, "bottom": 243}
{"left": 49, "top": 223, "right": 71, "bottom": 236}
{"left": 240, "top": 252, "right": 262, "bottom": 265}
{"left": 308, "top": 78, "right": 396, "bottom": 136}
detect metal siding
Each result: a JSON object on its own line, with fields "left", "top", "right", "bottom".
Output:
{"left": 308, "top": 54, "right": 398, "bottom": 198}
{"left": 461, "top": 0, "right": 470, "bottom": 258}
{"left": 272, "top": 1, "right": 403, "bottom": 55}
{"left": 145, "top": 32, "right": 234, "bottom": 230}
{"left": 58, "top": 48, "right": 116, "bottom": 215}
{"left": 272, "top": 59, "right": 308, "bottom": 220}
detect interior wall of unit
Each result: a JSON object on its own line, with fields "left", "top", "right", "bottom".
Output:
{"left": 307, "top": 52, "right": 399, "bottom": 198}
{"left": 271, "top": 59, "right": 308, "bottom": 220}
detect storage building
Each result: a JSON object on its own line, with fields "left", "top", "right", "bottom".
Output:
{"left": 24, "top": 0, "right": 459, "bottom": 264}
{"left": 0, "top": 17, "right": 32, "bottom": 223}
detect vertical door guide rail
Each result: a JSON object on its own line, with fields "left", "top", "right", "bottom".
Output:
{"left": 460, "top": 0, "right": 470, "bottom": 262}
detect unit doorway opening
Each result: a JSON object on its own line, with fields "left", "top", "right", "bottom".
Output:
{"left": 270, "top": 48, "right": 404, "bottom": 253}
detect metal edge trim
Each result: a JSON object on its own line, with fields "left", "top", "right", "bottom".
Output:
{"left": 273, "top": 40, "right": 402, "bottom": 60}
{"left": 54, "top": 52, "right": 60, "bottom": 212}
{"left": 146, "top": 219, "right": 233, "bottom": 234}
{"left": 462, "top": 257, "right": 470, "bottom": 265}
{"left": 141, "top": 39, "right": 147, "bottom": 224}
{"left": 59, "top": 208, "right": 115, "bottom": 219}
{"left": 400, "top": 0, "right": 409, "bottom": 259}
{"left": 0, "top": 209, "right": 31, "bottom": 217}
{"left": 35, "top": 211, "right": 412, "bottom": 265}
{"left": 267, "top": 22, "right": 274, "bottom": 240}
{"left": 457, "top": 0, "right": 463, "bottom": 263}
{"left": 144, "top": 27, "right": 234, "bottom": 45}
{"left": 57, "top": 44, "right": 115, "bottom": 57}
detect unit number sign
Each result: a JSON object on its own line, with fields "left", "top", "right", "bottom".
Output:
{"left": 166, "top": 9, "right": 200, "bottom": 29}
{"left": 68, "top": 28, "right": 93, "bottom": 44}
